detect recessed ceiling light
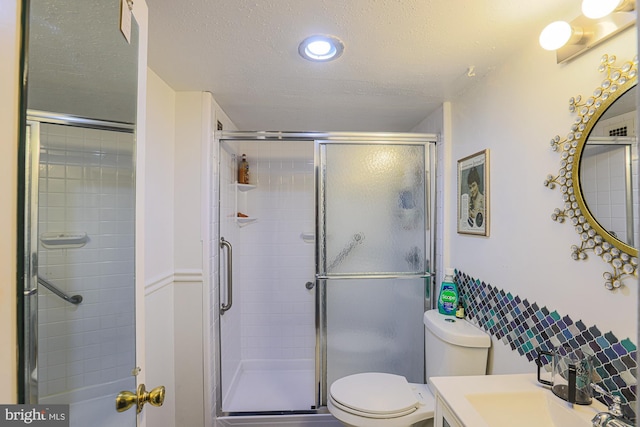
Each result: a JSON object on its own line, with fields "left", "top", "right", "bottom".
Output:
{"left": 298, "top": 35, "right": 344, "bottom": 62}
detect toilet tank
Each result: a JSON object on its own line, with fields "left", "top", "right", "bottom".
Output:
{"left": 424, "top": 310, "right": 490, "bottom": 385}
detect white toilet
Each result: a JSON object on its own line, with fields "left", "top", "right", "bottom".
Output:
{"left": 327, "top": 310, "right": 491, "bottom": 427}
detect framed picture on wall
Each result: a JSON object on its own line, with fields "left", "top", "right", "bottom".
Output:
{"left": 457, "top": 149, "right": 489, "bottom": 236}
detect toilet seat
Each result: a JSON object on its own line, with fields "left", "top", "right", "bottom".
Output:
{"left": 329, "top": 373, "right": 423, "bottom": 419}
{"left": 329, "top": 396, "right": 418, "bottom": 419}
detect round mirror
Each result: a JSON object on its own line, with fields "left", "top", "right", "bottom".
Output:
{"left": 545, "top": 54, "right": 638, "bottom": 289}
{"left": 574, "top": 76, "right": 637, "bottom": 258}
{"left": 579, "top": 85, "right": 637, "bottom": 250}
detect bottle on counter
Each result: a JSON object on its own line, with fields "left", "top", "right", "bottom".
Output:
{"left": 238, "top": 154, "right": 250, "bottom": 184}
{"left": 455, "top": 301, "right": 465, "bottom": 319}
{"left": 437, "top": 268, "right": 459, "bottom": 316}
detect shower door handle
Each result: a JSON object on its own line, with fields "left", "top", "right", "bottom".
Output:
{"left": 220, "top": 237, "right": 233, "bottom": 314}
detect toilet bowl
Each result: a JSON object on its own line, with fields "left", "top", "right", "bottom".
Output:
{"left": 327, "top": 310, "right": 491, "bottom": 427}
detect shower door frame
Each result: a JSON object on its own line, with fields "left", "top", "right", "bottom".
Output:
{"left": 215, "top": 131, "right": 437, "bottom": 418}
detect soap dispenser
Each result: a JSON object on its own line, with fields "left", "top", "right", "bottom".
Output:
{"left": 437, "top": 268, "right": 459, "bottom": 316}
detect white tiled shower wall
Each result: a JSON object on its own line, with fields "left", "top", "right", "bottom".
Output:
{"left": 239, "top": 142, "right": 315, "bottom": 361}
{"left": 37, "top": 123, "right": 136, "bottom": 400}
{"left": 584, "top": 110, "right": 639, "bottom": 246}
{"left": 581, "top": 146, "right": 633, "bottom": 243}
{"left": 217, "top": 140, "right": 315, "bottom": 402}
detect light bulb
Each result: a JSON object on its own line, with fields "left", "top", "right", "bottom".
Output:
{"left": 539, "top": 21, "right": 573, "bottom": 51}
{"left": 582, "top": 0, "right": 622, "bottom": 18}
{"left": 307, "top": 41, "right": 331, "bottom": 56}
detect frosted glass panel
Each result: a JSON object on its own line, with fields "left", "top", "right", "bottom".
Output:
{"left": 326, "top": 278, "right": 426, "bottom": 387}
{"left": 319, "top": 144, "right": 426, "bottom": 275}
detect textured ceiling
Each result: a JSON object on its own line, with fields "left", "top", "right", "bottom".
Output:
{"left": 146, "top": 0, "right": 578, "bottom": 132}
{"left": 28, "top": 0, "right": 138, "bottom": 124}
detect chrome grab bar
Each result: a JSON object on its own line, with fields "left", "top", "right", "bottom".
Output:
{"left": 37, "top": 277, "right": 83, "bottom": 305}
{"left": 220, "top": 237, "right": 233, "bottom": 314}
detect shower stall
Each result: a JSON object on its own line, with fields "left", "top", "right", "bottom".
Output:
{"left": 214, "top": 131, "right": 437, "bottom": 421}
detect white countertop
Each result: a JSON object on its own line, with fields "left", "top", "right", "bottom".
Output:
{"left": 430, "top": 374, "right": 607, "bottom": 427}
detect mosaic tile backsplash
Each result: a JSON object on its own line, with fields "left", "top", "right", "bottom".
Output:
{"left": 456, "top": 270, "right": 637, "bottom": 418}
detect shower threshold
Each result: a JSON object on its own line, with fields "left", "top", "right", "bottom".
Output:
{"left": 222, "top": 359, "right": 316, "bottom": 413}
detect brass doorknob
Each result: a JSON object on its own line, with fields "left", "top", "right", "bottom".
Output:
{"left": 116, "top": 384, "right": 166, "bottom": 413}
{"left": 115, "top": 390, "right": 136, "bottom": 413}
{"left": 140, "top": 384, "right": 166, "bottom": 409}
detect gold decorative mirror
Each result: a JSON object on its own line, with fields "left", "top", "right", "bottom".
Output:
{"left": 545, "top": 54, "right": 638, "bottom": 290}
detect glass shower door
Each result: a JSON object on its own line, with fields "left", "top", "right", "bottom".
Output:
{"left": 317, "top": 142, "right": 431, "bottom": 400}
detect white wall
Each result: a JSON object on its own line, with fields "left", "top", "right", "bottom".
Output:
{"left": 145, "top": 70, "right": 176, "bottom": 284}
{"left": 446, "top": 24, "right": 637, "bottom": 375}
{"left": 144, "top": 68, "right": 177, "bottom": 427}
{"left": 173, "top": 91, "right": 210, "bottom": 427}
{"left": 145, "top": 67, "right": 239, "bottom": 426}
{"left": 0, "top": 0, "right": 20, "bottom": 403}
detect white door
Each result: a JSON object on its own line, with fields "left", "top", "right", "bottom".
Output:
{"left": 21, "top": 1, "right": 160, "bottom": 425}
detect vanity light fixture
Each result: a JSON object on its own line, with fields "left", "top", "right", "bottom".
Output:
{"left": 539, "top": 0, "right": 636, "bottom": 63}
{"left": 298, "top": 35, "right": 344, "bottom": 62}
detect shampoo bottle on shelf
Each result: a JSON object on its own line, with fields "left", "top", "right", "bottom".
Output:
{"left": 238, "top": 154, "right": 250, "bottom": 184}
{"left": 437, "top": 268, "right": 459, "bottom": 316}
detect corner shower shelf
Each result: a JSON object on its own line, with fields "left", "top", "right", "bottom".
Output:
{"left": 233, "top": 182, "right": 257, "bottom": 227}
{"left": 40, "top": 232, "right": 89, "bottom": 249}
{"left": 236, "top": 183, "right": 256, "bottom": 192}
{"left": 236, "top": 216, "right": 257, "bottom": 226}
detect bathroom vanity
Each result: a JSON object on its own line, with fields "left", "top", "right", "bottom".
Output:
{"left": 431, "top": 374, "right": 607, "bottom": 427}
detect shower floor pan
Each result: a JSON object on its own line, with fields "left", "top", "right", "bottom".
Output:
{"left": 223, "top": 359, "right": 316, "bottom": 413}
